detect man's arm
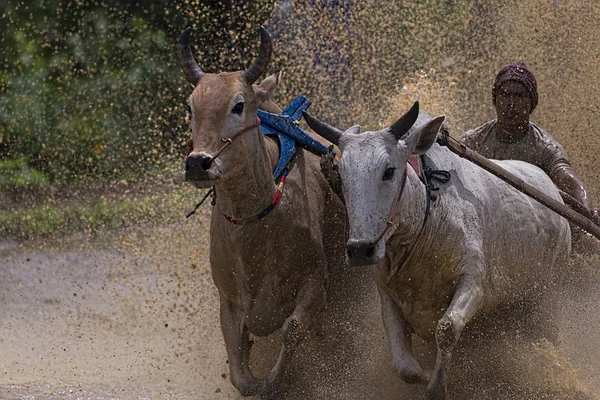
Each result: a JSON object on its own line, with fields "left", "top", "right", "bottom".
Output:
{"left": 552, "top": 166, "right": 591, "bottom": 209}
{"left": 537, "top": 124, "right": 600, "bottom": 226}
{"left": 551, "top": 166, "right": 600, "bottom": 225}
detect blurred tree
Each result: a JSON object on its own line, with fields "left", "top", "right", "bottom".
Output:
{"left": 0, "top": 0, "right": 473, "bottom": 185}
{"left": 0, "top": 0, "right": 274, "bottom": 184}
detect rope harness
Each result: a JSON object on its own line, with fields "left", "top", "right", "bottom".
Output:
{"left": 382, "top": 156, "right": 450, "bottom": 279}
{"left": 218, "top": 166, "right": 290, "bottom": 225}
{"left": 185, "top": 117, "right": 292, "bottom": 224}
{"left": 373, "top": 155, "right": 451, "bottom": 246}
{"left": 184, "top": 117, "right": 262, "bottom": 165}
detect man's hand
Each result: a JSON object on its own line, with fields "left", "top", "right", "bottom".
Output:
{"left": 592, "top": 208, "right": 600, "bottom": 227}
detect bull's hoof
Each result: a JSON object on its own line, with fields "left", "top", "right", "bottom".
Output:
{"left": 232, "top": 375, "right": 269, "bottom": 398}
{"left": 236, "top": 384, "right": 260, "bottom": 398}
{"left": 425, "top": 380, "right": 447, "bottom": 400}
{"left": 260, "top": 387, "right": 285, "bottom": 400}
{"left": 426, "top": 363, "right": 447, "bottom": 400}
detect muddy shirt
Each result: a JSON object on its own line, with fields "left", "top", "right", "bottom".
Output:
{"left": 461, "top": 120, "right": 572, "bottom": 179}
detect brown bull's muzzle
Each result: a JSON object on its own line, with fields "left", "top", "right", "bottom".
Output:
{"left": 184, "top": 152, "right": 221, "bottom": 187}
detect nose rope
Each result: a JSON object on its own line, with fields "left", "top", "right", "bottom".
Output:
{"left": 184, "top": 117, "right": 262, "bottom": 165}
{"left": 183, "top": 117, "right": 262, "bottom": 219}
{"left": 372, "top": 168, "right": 408, "bottom": 246}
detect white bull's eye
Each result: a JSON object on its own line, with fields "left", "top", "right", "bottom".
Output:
{"left": 383, "top": 167, "right": 395, "bottom": 181}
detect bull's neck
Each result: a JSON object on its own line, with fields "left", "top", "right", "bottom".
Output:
{"left": 389, "top": 165, "right": 428, "bottom": 244}
{"left": 214, "top": 126, "right": 279, "bottom": 221}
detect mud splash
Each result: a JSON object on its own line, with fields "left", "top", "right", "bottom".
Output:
{"left": 2, "top": 214, "right": 600, "bottom": 399}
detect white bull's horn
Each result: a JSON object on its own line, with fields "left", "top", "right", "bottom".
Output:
{"left": 390, "top": 101, "right": 420, "bottom": 140}
{"left": 302, "top": 111, "right": 344, "bottom": 145}
{"left": 178, "top": 27, "right": 205, "bottom": 86}
{"left": 242, "top": 26, "right": 273, "bottom": 85}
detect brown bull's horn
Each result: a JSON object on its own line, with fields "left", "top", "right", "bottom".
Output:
{"left": 390, "top": 101, "right": 420, "bottom": 140}
{"left": 178, "top": 27, "right": 205, "bottom": 86}
{"left": 242, "top": 26, "right": 273, "bottom": 85}
{"left": 302, "top": 111, "right": 344, "bottom": 145}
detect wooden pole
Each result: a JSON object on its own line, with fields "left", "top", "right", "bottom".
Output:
{"left": 440, "top": 135, "right": 600, "bottom": 240}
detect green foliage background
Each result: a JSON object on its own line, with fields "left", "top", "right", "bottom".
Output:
{"left": 0, "top": 0, "right": 474, "bottom": 187}
{"left": 0, "top": 0, "right": 275, "bottom": 185}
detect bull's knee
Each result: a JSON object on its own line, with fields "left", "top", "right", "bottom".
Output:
{"left": 230, "top": 374, "right": 260, "bottom": 397}
{"left": 283, "top": 316, "right": 304, "bottom": 348}
{"left": 435, "top": 313, "right": 464, "bottom": 356}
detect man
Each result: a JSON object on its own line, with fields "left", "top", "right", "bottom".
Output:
{"left": 462, "top": 62, "right": 599, "bottom": 249}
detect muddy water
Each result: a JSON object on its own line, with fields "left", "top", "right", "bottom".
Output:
{"left": 0, "top": 218, "right": 395, "bottom": 400}
{"left": 0, "top": 219, "right": 234, "bottom": 400}
{"left": 1, "top": 216, "right": 600, "bottom": 399}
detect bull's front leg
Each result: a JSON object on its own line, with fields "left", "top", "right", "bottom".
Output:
{"left": 426, "top": 272, "right": 484, "bottom": 400}
{"left": 377, "top": 283, "right": 428, "bottom": 384}
{"left": 220, "top": 297, "right": 262, "bottom": 397}
{"left": 263, "top": 273, "right": 327, "bottom": 396}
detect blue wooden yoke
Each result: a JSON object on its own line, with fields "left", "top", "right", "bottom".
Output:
{"left": 185, "top": 95, "right": 335, "bottom": 219}
{"left": 258, "top": 95, "right": 334, "bottom": 180}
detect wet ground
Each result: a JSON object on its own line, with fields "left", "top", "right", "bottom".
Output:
{"left": 1, "top": 213, "right": 600, "bottom": 400}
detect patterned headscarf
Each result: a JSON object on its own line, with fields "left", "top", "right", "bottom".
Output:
{"left": 492, "top": 62, "right": 538, "bottom": 113}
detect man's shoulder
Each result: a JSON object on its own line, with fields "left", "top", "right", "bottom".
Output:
{"left": 463, "top": 119, "right": 496, "bottom": 141}
{"left": 528, "top": 121, "right": 564, "bottom": 147}
{"left": 528, "top": 121, "right": 571, "bottom": 165}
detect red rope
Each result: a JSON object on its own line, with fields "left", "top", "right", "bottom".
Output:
{"left": 184, "top": 117, "right": 262, "bottom": 165}
{"left": 222, "top": 167, "right": 290, "bottom": 225}
{"left": 373, "top": 168, "right": 408, "bottom": 246}
{"left": 185, "top": 117, "right": 288, "bottom": 224}
{"left": 184, "top": 139, "right": 193, "bottom": 163}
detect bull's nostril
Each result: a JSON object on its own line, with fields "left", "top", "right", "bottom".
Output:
{"left": 201, "top": 159, "right": 212, "bottom": 170}
{"left": 347, "top": 249, "right": 353, "bottom": 259}
{"left": 366, "top": 245, "right": 374, "bottom": 258}
{"left": 185, "top": 162, "right": 190, "bottom": 172}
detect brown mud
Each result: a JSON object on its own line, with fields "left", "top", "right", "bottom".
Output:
{"left": 1, "top": 215, "right": 600, "bottom": 400}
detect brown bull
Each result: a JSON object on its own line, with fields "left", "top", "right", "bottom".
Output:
{"left": 177, "top": 27, "right": 346, "bottom": 398}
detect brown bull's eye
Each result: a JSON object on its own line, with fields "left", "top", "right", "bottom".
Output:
{"left": 383, "top": 167, "right": 395, "bottom": 181}
{"left": 232, "top": 102, "right": 244, "bottom": 114}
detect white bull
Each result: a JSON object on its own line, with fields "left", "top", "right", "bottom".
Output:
{"left": 304, "top": 102, "right": 571, "bottom": 399}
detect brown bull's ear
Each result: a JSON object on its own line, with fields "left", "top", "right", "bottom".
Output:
{"left": 302, "top": 111, "right": 344, "bottom": 145}
{"left": 389, "top": 101, "right": 420, "bottom": 140}
{"left": 255, "top": 72, "right": 281, "bottom": 103}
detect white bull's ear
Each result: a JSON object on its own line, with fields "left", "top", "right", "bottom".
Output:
{"left": 255, "top": 71, "right": 281, "bottom": 102}
{"left": 404, "top": 115, "right": 446, "bottom": 155}
{"left": 345, "top": 125, "right": 361, "bottom": 135}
